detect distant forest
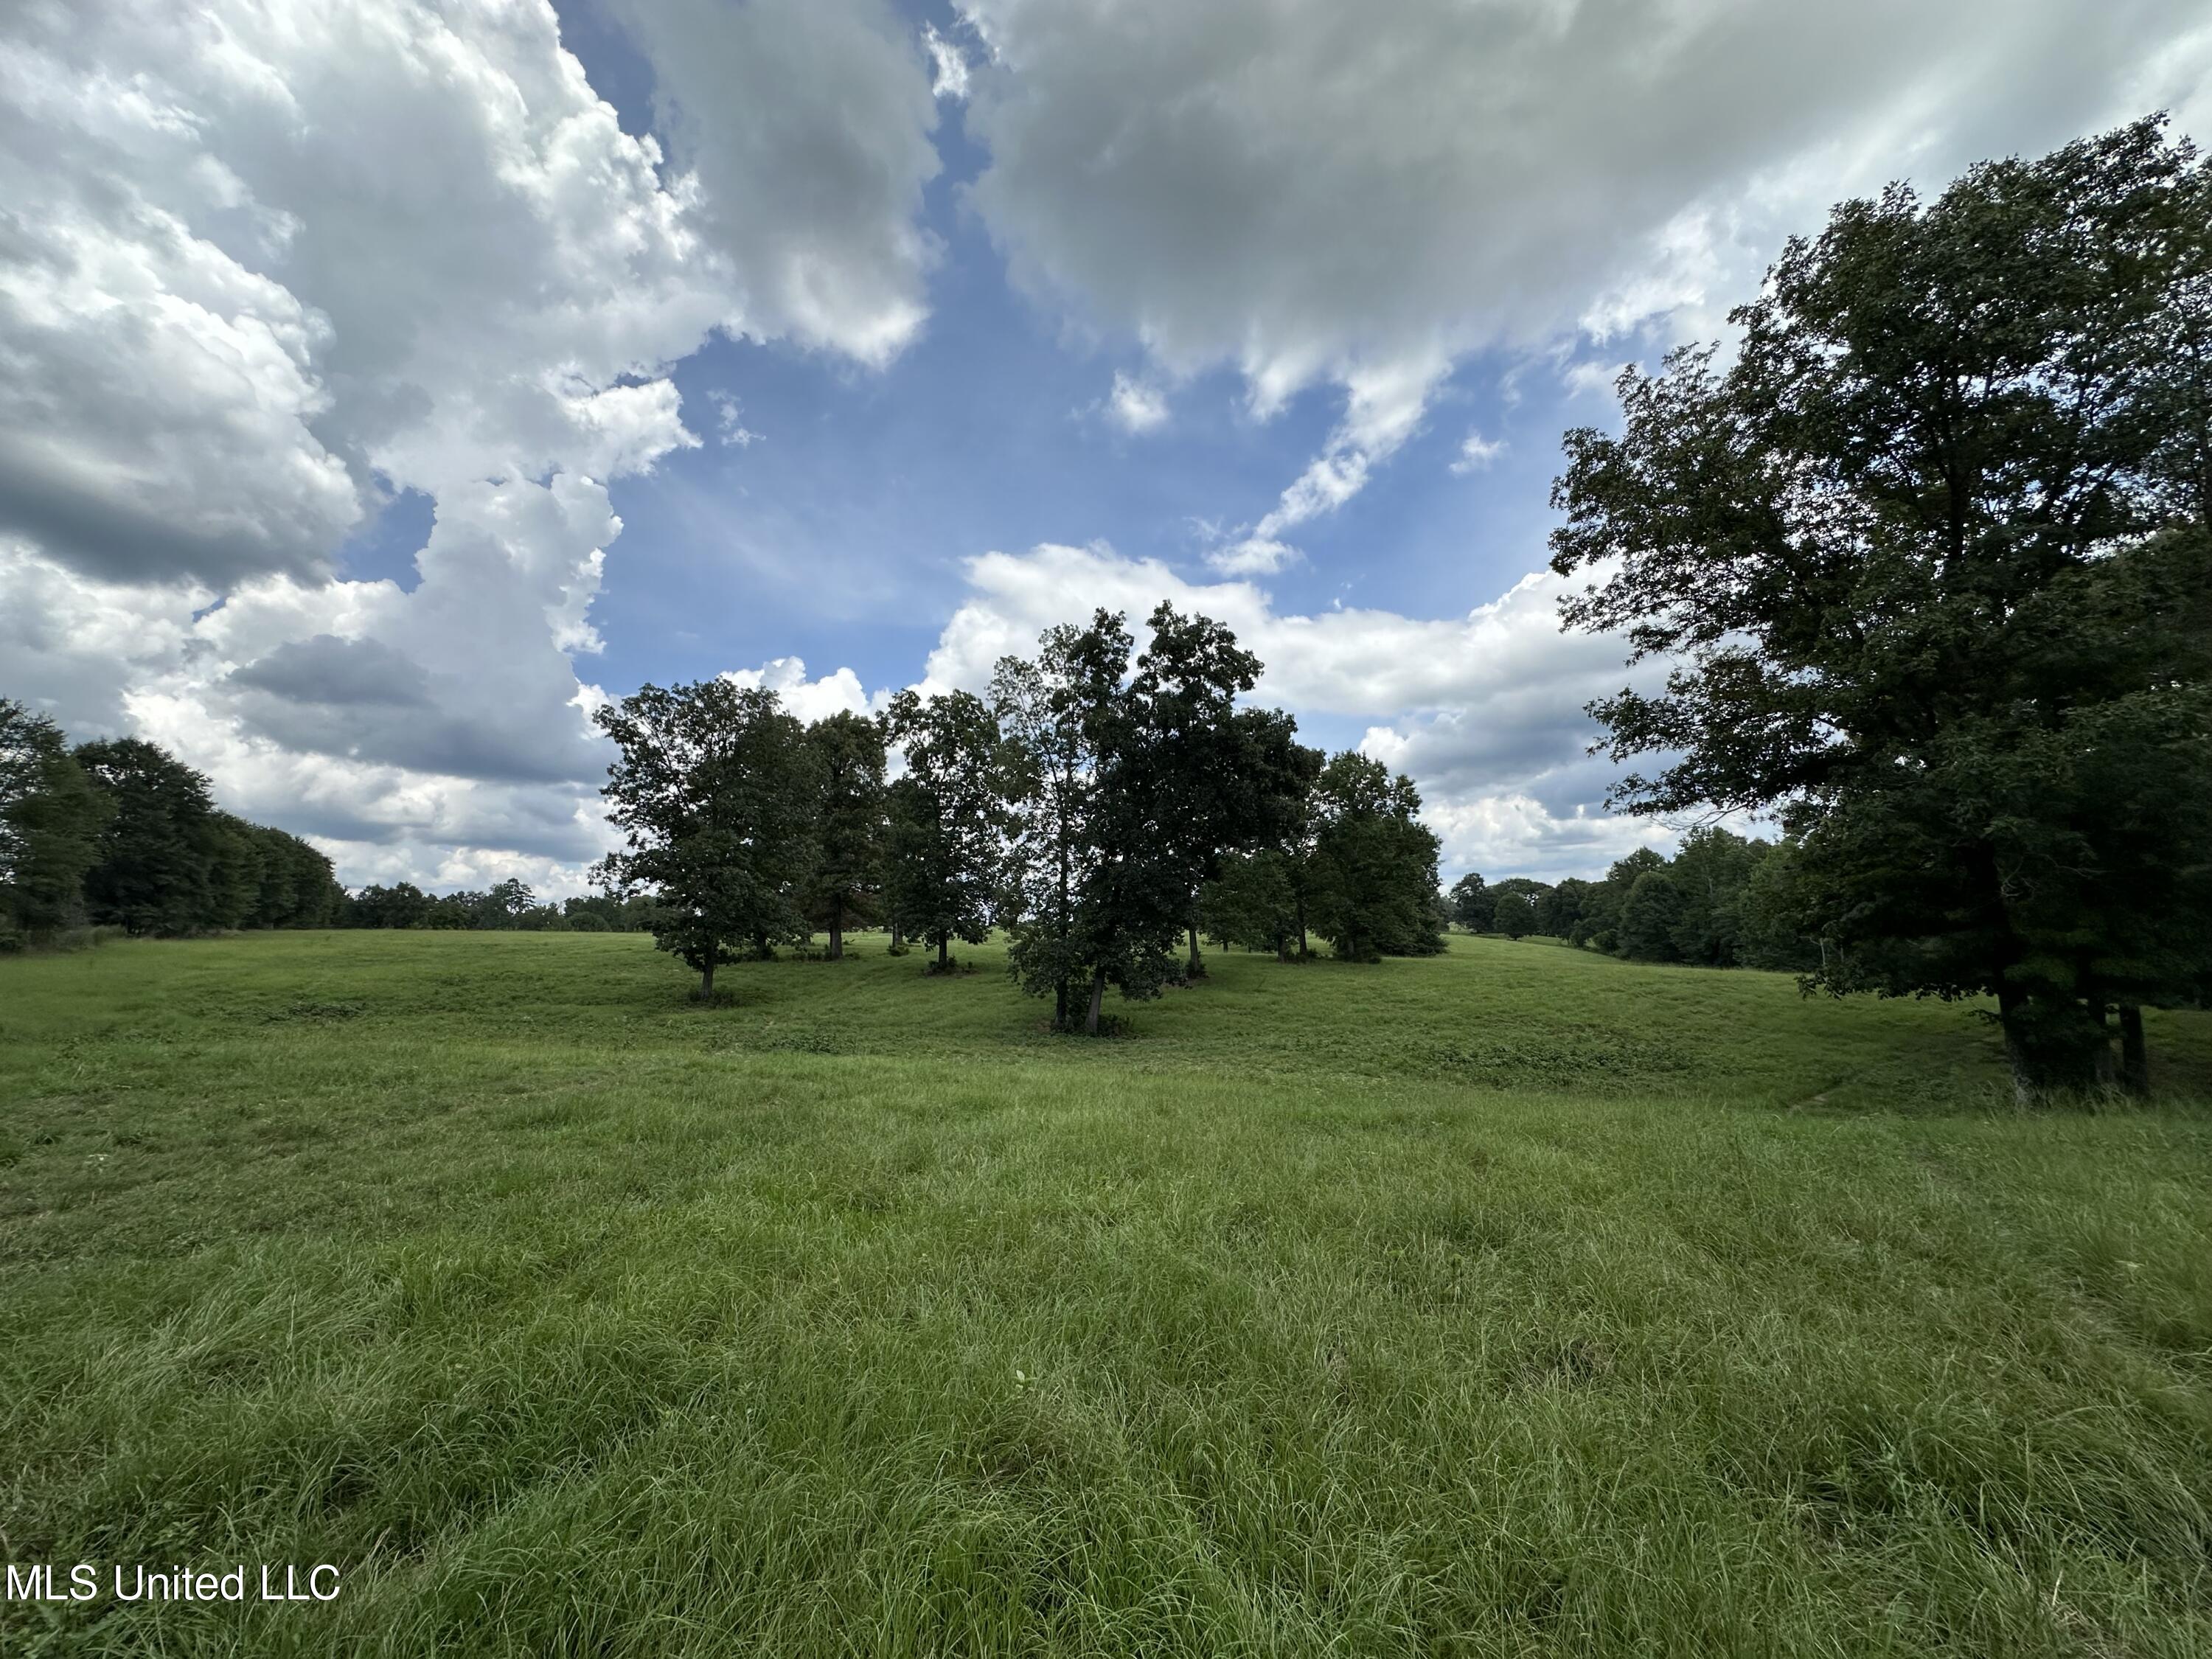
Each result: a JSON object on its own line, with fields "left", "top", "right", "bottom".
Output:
{"left": 0, "top": 707, "right": 341, "bottom": 945}
{"left": 1447, "top": 828, "right": 1815, "bottom": 972}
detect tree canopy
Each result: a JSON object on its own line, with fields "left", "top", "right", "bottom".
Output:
{"left": 594, "top": 680, "right": 817, "bottom": 997}
{"left": 1550, "top": 116, "right": 2212, "bottom": 1096}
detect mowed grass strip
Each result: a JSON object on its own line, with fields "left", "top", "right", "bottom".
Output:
{"left": 2, "top": 932, "right": 2210, "bottom": 1657}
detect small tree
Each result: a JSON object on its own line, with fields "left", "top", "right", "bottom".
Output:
{"left": 1491, "top": 888, "right": 1536, "bottom": 942}
{"left": 995, "top": 625, "right": 1110, "bottom": 1026}
{"left": 594, "top": 680, "right": 815, "bottom": 998}
{"left": 883, "top": 689, "right": 1004, "bottom": 973}
{"left": 1447, "top": 872, "right": 1494, "bottom": 932}
{"left": 1307, "top": 753, "right": 1444, "bottom": 961}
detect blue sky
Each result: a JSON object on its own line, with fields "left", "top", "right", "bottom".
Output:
{"left": 4, "top": 0, "right": 2205, "bottom": 892}
{"left": 554, "top": 0, "right": 1581, "bottom": 703}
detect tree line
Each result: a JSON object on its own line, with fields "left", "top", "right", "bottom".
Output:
{"left": 1449, "top": 827, "right": 1815, "bottom": 970}
{"left": 338, "top": 880, "right": 662, "bottom": 933}
{"left": 593, "top": 605, "right": 1443, "bottom": 1032}
{"left": 1544, "top": 117, "right": 2212, "bottom": 1099}
{"left": 0, "top": 701, "right": 342, "bottom": 947}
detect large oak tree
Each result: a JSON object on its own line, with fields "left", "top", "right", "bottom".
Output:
{"left": 1550, "top": 118, "right": 2212, "bottom": 1096}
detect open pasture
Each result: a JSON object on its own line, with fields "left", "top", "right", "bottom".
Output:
{"left": 3, "top": 932, "right": 2211, "bottom": 1656}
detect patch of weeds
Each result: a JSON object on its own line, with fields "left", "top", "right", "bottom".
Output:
{"left": 756, "top": 1028, "right": 849, "bottom": 1054}
{"left": 1517, "top": 1337, "right": 1615, "bottom": 1390}
{"left": 1427, "top": 1032, "right": 1694, "bottom": 1088}
{"left": 262, "top": 1000, "right": 366, "bottom": 1025}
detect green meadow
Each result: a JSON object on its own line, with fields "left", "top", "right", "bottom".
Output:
{"left": 3, "top": 931, "right": 2211, "bottom": 1656}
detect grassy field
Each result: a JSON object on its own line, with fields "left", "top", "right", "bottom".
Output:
{"left": 2, "top": 931, "right": 2211, "bottom": 1657}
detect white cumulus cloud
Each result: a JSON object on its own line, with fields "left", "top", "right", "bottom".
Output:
{"left": 0, "top": 0, "right": 942, "bottom": 891}
{"left": 957, "top": 0, "right": 2210, "bottom": 562}
{"left": 1105, "top": 372, "right": 1169, "bottom": 434}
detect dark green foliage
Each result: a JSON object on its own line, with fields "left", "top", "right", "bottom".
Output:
{"left": 1538, "top": 877, "right": 1594, "bottom": 942}
{"left": 1551, "top": 118, "right": 2212, "bottom": 1096}
{"left": 998, "top": 609, "right": 1307, "bottom": 1029}
{"left": 1307, "top": 753, "right": 1444, "bottom": 960}
{"left": 344, "top": 888, "right": 661, "bottom": 933}
{"left": 561, "top": 893, "right": 661, "bottom": 933}
{"left": 481, "top": 878, "right": 537, "bottom": 928}
{"left": 1615, "top": 871, "right": 1684, "bottom": 962}
{"left": 1573, "top": 848, "right": 1664, "bottom": 950}
{"left": 1734, "top": 838, "right": 1821, "bottom": 973}
{"left": 1481, "top": 877, "right": 1553, "bottom": 939}
{"left": 1039, "top": 613, "right": 1186, "bottom": 1024}
{"left": 0, "top": 700, "right": 111, "bottom": 942}
{"left": 1128, "top": 605, "right": 1269, "bottom": 977}
{"left": 348, "top": 882, "right": 434, "bottom": 929}
{"left": 593, "top": 680, "right": 816, "bottom": 998}
{"left": 995, "top": 622, "right": 1116, "bottom": 1026}
{"left": 1202, "top": 849, "right": 1302, "bottom": 959}
{"left": 1490, "top": 888, "right": 1537, "bottom": 941}
{"left": 74, "top": 737, "right": 223, "bottom": 935}
{"left": 66, "top": 739, "right": 331, "bottom": 936}
{"left": 1460, "top": 834, "right": 1816, "bottom": 967}
{"left": 804, "top": 711, "right": 888, "bottom": 960}
{"left": 1446, "top": 872, "right": 1493, "bottom": 932}
{"left": 238, "top": 821, "right": 344, "bottom": 927}
{"left": 1660, "top": 827, "right": 1763, "bottom": 965}
{"left": 0, "top": 726, "right": 343, "bottom": 940}
{"left": 884, "top": 688, "right": 1005, "bottom": 973}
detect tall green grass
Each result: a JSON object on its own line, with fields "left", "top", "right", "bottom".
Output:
{"left": 3, "top": 932, "right": 2209, "bottom": 1655}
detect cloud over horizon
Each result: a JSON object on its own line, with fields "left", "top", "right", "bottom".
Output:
{"left": 1, "top": 0, "right": 2204, "bottom": 894}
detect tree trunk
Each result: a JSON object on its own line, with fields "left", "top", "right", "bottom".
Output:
{"left": 1054, "top": 977, "right": 1068, "bottom": 1029}
{"left": 1186, "top": 898, "right": 1204, "bottom": 978}
{"left": 828, "top": 896, "right": 844, "bottom": 961}
{"left": 1997, "top": 983, "right": 2101, "bottom": 1103}
{"left": 1295, "top": 892, "right": 1309, "bottom": 960}
{"left": 700, "top": 950, "right": 716, "bottom": 999}
{"left": 1998, "top": 985, "right": 2037, "bottom": 1107}
{"left": 1085, "top": 967, "right": 1106, "bottom": 1036}
{"left": 937, "top": 933, "right": 948, "bottom": 970}
{"left": 890, "top": 919, "right": 903, "bottom": 950}
{"left": 2090, "top": 998, "right": 2116, "bottom": 1089}
{"left": 2120, "top": 1004, "right": 2150, "bottom": 1097}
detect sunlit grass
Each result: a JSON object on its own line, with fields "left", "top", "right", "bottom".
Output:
{"left": 3, "top": 931, "right": 2209, "bottom": 1655}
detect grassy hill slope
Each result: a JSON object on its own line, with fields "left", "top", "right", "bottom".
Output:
{"left": 3, "top": 932, "right": 2209, "bottom": 1655}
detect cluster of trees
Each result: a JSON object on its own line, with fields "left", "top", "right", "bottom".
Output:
{"left": 339, "top": 882, "right": 661, "bottom": 933}
{"left": 594, "top": 605, "right": 1442, "bottom": 1031}
{"left": 1545, "top": 118, "right": 2212, "bottom": 1099}
{"left": 1449, "top": 827, "right": 1815, "bottom": 969}
{"left": 1, "top": 701, "right": 341, "bottom": 945}
{"left": 1204, "top": 756, "right": 1447, "bottom": 964}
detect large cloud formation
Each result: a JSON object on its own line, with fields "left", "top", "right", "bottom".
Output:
{"left": 4, "top": 0, "right": 2205, "bottom": 890}
{"left": 951, "top": 0, "right": 2212, "bottom": 565}
{"left": 0, "top": 0, "right": 940, "bottom": 891}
